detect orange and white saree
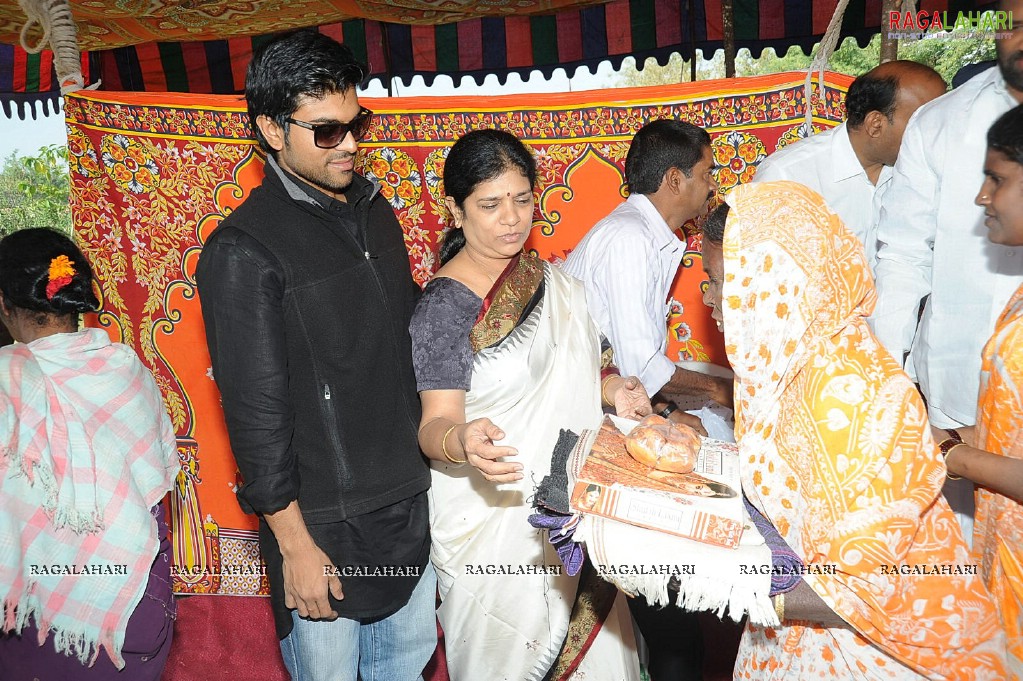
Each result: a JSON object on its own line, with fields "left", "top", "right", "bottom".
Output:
{"left": 722, "top": 182, "right": 1007, "bottom": 679}
{"left": 975, "top": 282, "right": 1023, "bottom": 676}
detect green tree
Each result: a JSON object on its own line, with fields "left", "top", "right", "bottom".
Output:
{"left": 0, "top": 144, "right": 72, "bottom": 238}
{"left": 898, "top": 33, "right": 996, "bottom": 84}
{"left": 614, "top": 25, "right": 995, "bottom": 88}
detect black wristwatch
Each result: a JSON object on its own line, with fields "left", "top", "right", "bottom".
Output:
{"left": 658, "top": 401, "right": 679, "bottom": 419}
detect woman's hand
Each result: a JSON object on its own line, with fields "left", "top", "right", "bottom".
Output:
{"left": 461, "top": 418, "right": 523, "bottom": 483}
{"left": 668, "top": 409, "right": 708, "bottom": 436}
{"left": 612, "top": 375, "right": 653, "bottom": 420}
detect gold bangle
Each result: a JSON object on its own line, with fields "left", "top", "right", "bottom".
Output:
{"left": 773, "top": 592, "right": 785, "bottom": 623}
{"left": 441, "top": 424, "right": 466, "bottom": 465}
{"left": 942, "top": 442, "right": 966, "bottom": 481}
{"left": 600, "top": 375, "right": 617, "bottom": 406}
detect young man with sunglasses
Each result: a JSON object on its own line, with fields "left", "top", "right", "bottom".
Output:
{"left": 196, "top": 30, "right": 435, "bottom": 681}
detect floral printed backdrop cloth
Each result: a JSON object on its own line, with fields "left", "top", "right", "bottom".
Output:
{"left": 65, "top": 71, "right": 850, "bottom": 596}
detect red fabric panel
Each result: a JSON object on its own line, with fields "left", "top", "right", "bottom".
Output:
{"left": 411, "top": 25, "right": 437, "bottom": 71}
{"left": 704, "top": 0, "right": 723, "bottom": 41}
{"left": 227, "top": 37, "right": 251, "bottom": 93}
{"left": 760, "top": 0, "right": 786, "bottom": 39}
{"left": 180, "top": 41, "right": 211, "bottom": 94}
{"left": 319, "top": 23, "right": 343, "bottom": 42}
{"left": 365, "top": 21, "right": 386, "bottom": 76}
{"left": 98, "top": 52, "right": 123, "bottom": 90}
{"left": 505, "top": 15, "right": 533, "bottom": 68}
{"left": 813, "top": 0, "right": 835, "bottom": 34}
{"left": 605, "top": 1, "right": 633, "bottom": 54}
{"left": 556, "top": 11, "right": 583, "bottom": 63}
{"left": 135, "top": 42, "right": 168, "bottom": 91}
{"left": 865, "top": 0, "right": 881, "bottom": 28}
{"left": 12, "top": 45, "right": 25, "bottom": 92}
{"left": 38, "top": 50, "right": 53, "bottom": 91}
{"left": 456, "top": 19, "right": 484, "bottom": 71}
{"left": 654, "top": 0, "right": 683, "bottom": 47}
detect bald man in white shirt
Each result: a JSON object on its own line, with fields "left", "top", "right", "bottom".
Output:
{"left": 754, "top": 60, "right": 946, "bottom": 268}
{"left": 561, "top": 119, "right": 724, "bottom": 681}
{"left": 872, "top": 0, "right": 1023, "bottom": 543}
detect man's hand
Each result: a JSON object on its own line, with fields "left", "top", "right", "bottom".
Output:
{"left": 710, "top": 376, "right": 734, "bottom": 409}
{"left": 282, "top": 544, "right": 344, "bottom": 620}
{"left": 264, "top": 500, "right": 343, "bottom": 621}
{"left": 613, "top": 375, "right": 653, "bottom": 420}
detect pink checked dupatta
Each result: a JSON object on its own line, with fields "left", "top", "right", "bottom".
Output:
{"left": 0, "top": 329, "right": 178, "bottom": 668}
{"left": 723, "top": 182, "right": 1007, "bottom": 679}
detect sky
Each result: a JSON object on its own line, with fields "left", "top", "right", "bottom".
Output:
{"left": 0, "top": 60, "right": 621, "bottom": 166}
{"left": 1, "top": 99, "right": 68, "bottom": 162}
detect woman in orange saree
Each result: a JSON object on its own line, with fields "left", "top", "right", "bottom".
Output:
{"left": 930, "top": 104, "right": 1023, "bottom": 677}
{"left": 702, "top": 181, "right": 1007, "bottom": 679}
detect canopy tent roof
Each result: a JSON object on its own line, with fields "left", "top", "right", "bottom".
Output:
{"left": 0, "top": 0, "right": 992, "bottom": 117}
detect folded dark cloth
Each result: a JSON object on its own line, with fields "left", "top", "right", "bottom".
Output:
{"left": 529, "top": 429, "right": 585, "bottom": 575}
{"left": 743, "top": 497, "right": 804, "bottom": 595}
{"left": 533, "top": 429, "right": 579, "bottom": 514}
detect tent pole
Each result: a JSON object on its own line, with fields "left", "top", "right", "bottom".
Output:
{"left": 722, "top": 0, "right": 735, "bottom": 77}
{"left": 880, "top": 0, "right": 900, "bottom": 63}
{"left": 687, "top": 0, "right": 698, "bottom": 81}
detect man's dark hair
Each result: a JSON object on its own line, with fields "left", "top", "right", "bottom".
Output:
{"left": 702, "top": 202, "right": 729, "bottom": 245}
{"left": 440, "top": 129, "right": 537, "bottom": 264}
{"left": 245, "top": 30, "right": 367, "bottom": 154}
{"left": 988, "top": 104, "right": 1023, "bottom": 166}
{"left": 845, "top": 74, "right": 899, "bottom": 129}
{"left": 625, "top": 119, "right": 711, "bottom": 195}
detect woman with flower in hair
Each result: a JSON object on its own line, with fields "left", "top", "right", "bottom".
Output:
{"left": 0, "top": 228, "right": 179, "bottom": 679}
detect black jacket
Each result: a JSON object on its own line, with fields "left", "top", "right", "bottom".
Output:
{"left": 196, "top": 158, "right": 430, "bottom": 523}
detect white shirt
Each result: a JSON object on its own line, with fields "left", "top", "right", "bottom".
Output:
{"left": 753, "top": 122, "right": 891, "bottom": 266}
{"left": 872, "top": 67, "right": 1022, "bottom": 427}
{"left": 560, "top": 194, "right": 684, "bottom": 394}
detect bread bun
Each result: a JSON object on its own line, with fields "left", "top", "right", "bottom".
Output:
{"left": 624, "top": 414, "right": 701, "bottom": 473}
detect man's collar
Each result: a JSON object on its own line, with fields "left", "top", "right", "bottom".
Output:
{"left": 991, "top": 67, "right": 1023, "bottom": 106}
{"left": 264, "top": 155, "right": 379, "bottom": 210}
{"left": 627, "top": 193, "right": 682, "bottom": 250}
{"left": 830, "top": 123, "right": 869, "bottom": 183}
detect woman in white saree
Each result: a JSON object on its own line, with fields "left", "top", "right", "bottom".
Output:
{"left": 411, "top": 129, "right": 647, "bottom": 680}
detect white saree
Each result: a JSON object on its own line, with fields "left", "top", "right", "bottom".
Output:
{"left": 428, "top": 262, "right": 640, "bottom": 681}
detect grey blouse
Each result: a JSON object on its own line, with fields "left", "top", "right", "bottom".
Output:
{"left": 410, "top": 277, "right": 481, "bottom": 392}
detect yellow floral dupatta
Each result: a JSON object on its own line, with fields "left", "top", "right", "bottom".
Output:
{"left": 723, "top": 182, "right": 1006, "bottom": 679}
{"left": 975, "top": 282, "right": 1023, "bottom": 676}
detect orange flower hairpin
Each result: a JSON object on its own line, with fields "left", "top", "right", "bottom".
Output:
{"left": 45, "top": 255, "right": 76, "bottom": 300}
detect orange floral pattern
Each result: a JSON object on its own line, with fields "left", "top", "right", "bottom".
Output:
{"left": 100, "top": 134, "right": 160, "bottom": 195}
{"left": 975, "top": 282, "right": 1023, "bottom": 671}
{"left": 775, "top": 122, "right": 824, "bottom": 150}
{"left": 712, "top": 131, "right": 767, "bottom": 192}
{"left": 723, "top": 182, "right": 1007, "bottom": 679}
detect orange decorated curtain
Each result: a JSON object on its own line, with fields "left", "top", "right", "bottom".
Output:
{"left": 65, "top": 72, "right": 851, "bottom": 595}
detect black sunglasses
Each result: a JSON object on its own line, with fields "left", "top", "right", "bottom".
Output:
{"left": 286, "top": 108, "right": 374, "bottom": 148}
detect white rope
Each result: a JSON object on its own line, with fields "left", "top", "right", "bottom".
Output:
{"left": 803, "top": 0, "right": 854, "bottom": 133}
{"left": 18, "top": 0, "right": 84, "bottom": 94}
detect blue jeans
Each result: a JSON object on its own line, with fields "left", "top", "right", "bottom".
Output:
{"left": 279, "top": 563, "right": 437, "bottom": 681}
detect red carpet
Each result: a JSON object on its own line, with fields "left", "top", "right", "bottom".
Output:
{"left": 160, "top": 595, "right": 449, "bottom": 681}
